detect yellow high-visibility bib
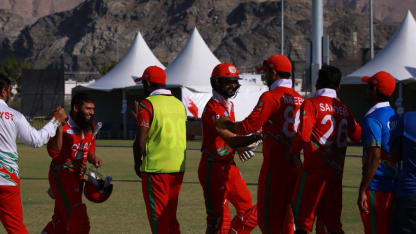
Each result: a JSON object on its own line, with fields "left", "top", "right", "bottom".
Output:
{"left": 141, "top": 94, "right": 187, "bottom": 173}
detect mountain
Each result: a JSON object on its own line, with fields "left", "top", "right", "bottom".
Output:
{"left": 3, "top": 0, "right": 415, "bottom": 24}
{"left": 325, "top": 0, "right": 416, "bottom": 22}
{"left": 0, "top": 0, "right": 412, "bottom": 78}
{"left": 0, "top": 0, "right": 84, "bottom": 23}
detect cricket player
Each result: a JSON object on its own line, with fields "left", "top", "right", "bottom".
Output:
{"left": 389, "top": 111, "right": 416, "bottom": 234}
{"left": 132, "top": 66, "right": 186, "bottom": 234}
{"left": 199, "top": 63, "right": 261, "bottom": 234}
{"left": 217, "top": 54, "right": 304, "bottom": 233}
{"left": 0, "top": 76, "right": 67, "bottom": 234}
{"left": 42, "top": 93, "right": 102, "bottom": 234}
{"left": 290, "top": 65, "right": 361, "bottom": 234}
{"left": 357, "top": 71, "right": 398, "bottom": 234}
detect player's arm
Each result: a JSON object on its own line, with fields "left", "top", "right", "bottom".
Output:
{"left": 16, "top": 107, "right": 67, "bottom": 148}
{"left": 132, "top": 100, "right": 151, "bottom": 178}
{"left": 347, "top": 111, "right": 362, "bottom": 142}
{"left": 48, "top": 125, "right": 64, "bottom": 152}
{"left": 133, "top": 126, "right": 148, "bottom": 178}
{"left": 217, "top": 93, "right": 274, "bottom": 135}
{"left": 358, "top": 118, "right": 382, "bottom": 213}
{"left": 216, "top": 127, "right": 262, "bottom": 149}
{"left": 87, "top": 139, "right": 102, "bottom": 167}
{"left": 358, "top": 147, "right": 380, "bottom": 213}
{"left": 290, "top": 100, "right": 315, "bottom": 156}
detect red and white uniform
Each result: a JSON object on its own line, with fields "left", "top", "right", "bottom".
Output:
{"left": 291, "top": 88, "right": 361, "bottom": 233}
{"left": 199, "top": 91, "right": 257, "bottom": 234}
{"left": 0, "top": 99, "right": 60, "bottom": 234}
{"left": 236, "top": 79, "right": 304, "bottom": 234}
{"left": 43, "top": 115, "right": 96, "bottom": 234}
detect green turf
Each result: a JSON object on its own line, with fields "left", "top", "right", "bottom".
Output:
{"left": 7, "top": 140, "right": 365, "bottom": 233}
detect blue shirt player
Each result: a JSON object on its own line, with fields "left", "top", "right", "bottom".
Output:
{"left": 358, "top": 71, "right": 398, "bottom": 234}
{"left": 390, "top": 111, "right": 416, "bottom": 234}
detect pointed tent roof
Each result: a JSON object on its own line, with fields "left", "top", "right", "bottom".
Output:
{"left": 166, "top": 27, "right": 220, "bottom": 88}
{"left": 86, "top": 32, "right": 165, "bottom": 90}
{"left": 342, "top": 10, "right": 416, "bottom": 84}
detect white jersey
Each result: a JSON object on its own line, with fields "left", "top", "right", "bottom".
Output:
{"left": 0, "top": 99, "right": 59, "bottom": 186}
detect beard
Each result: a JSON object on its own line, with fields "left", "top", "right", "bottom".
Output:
{"left": 76, "top": 112, "right": 93, "bottom": 131}
{"left": 216, "top": 84, "right": 241, "bottom": 99}
{"left": 144, "top": 88, "right": 151, "bottom": 97}
{"left": 143, "top": 82, "right": 151, "bottom": 97}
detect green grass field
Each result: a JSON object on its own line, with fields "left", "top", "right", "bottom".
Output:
{"left": 10, "top": 140, "right": 365, "bottom": 234}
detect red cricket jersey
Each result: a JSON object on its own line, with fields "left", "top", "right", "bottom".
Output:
{"left": 237, "top": 86, "right": 304, "bottom": 166}
{"left": 137, "top": 99, "right": 153, "bottom": 128}
{"left": 201, "top": 96, "right": 236, "bottom": 162}
{"left": 291, "top": 94, "right": 361, "bottom": 176}
{"left": 47, "top": 116, "right": 96, "bottom": 176}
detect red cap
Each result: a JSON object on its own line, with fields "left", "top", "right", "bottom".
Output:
{"left": 211, "top": 63, "right": 240, "bottom": 79}
{"left": 135, "top": 66, "right": 166, "bottom": 84}
{"left": 361, "top": 71, "right": 396, "bottom": 96}
{"left": 257, "top": 54, "right": 292, "bottom": 73}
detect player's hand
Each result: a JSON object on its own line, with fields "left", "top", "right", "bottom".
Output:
{"left": 47, "top": 187, "right": 55, "bottom": 200}
{"left": 135, "top": 160, "right": 142, "bottom": 178}
{"left": 131, "top": 100, "right": 140, "bottom": 123}
{"left": 357, "top": 190, "right": 369, "bottom": 214}
{"left": 52, "top": 106, "right": 68, "bottom": 126}
{"left": 238, "top": 149, "right": 255, "bottom": 162}
{"left": 252, "top": 131, "right": 263, "bottom": 142}
{"left": 216, "top": 116, "right": 230, "bottom": 129}
{"left": 88, "top": 154, "right": 103, "bottom": 168}
{"left": 248, "top": 139, "right": 262, "bottom": 149}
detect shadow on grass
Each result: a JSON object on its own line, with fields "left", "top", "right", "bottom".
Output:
{"left": 20, "top": 177, "right": 359, "bottom": 189}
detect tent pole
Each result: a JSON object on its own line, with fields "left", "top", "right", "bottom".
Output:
{"left": 396, "top": 82, "right": 404, "bottom": 115}
{"left": 281, "top": 0, "right": 284, "bottom": 55}
{"left": 369, "top": 0, "right": 374, "bottom": 59}
{"left": 122, "top": 89, "right": 127, "bottom": 139}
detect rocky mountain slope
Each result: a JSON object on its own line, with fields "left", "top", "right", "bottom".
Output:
{"left": 3, "top": 0, "right": 414, "bottom": 24}
{"left": 0, "top": 0, "right": 410, "bottom": 77}
{"left": 0, "top": 0, "right": 84, "bottom": 23}
{"left": 325, "top": 0, "right": 416, "bottom": 22}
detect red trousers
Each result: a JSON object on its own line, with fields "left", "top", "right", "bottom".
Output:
{"left": 43, "top": 168, "right": 90, "bottom": 234}
{"left": 198, "top": 159, "right": 257, "bottom": 234}
{"left": 142, "top": 172, "right": 184, "bottom": 234}
{"left": 0, "top": 184, "right": 28, "bottom": 234}
{"left": 360, "top": 189, "right": 394, "bottom": 234}
{"left": 257, "top": 164, "right": 297, "bottom": 234}
{"left": 292, "top": 170, "right": 343, "bottom": 233}
{"left": 257, "top": 139, "right": 299, "bottom": 234}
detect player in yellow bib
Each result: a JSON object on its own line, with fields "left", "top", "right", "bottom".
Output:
{"left": 132, "top": 66, "right": 186, "bottom": 234}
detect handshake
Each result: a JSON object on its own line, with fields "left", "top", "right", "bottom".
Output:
{"left": 237, "top": 134, "right": 263, "bottom": 163}
{"left": 51, "top": 106, "right": 68, "bottom": 126}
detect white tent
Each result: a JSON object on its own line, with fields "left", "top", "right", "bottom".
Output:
{"left": 340, "top": 10, "right": 416, "bottom": 121}
{"left": 342, "top": 10, "right": 416, "bottom": 84}
{"left": 165, "top": 27, "right": 268, "bottom": 121}
{"left": 166, "top": 27, "right": 220, "bottom": 88}
{"left": 87, "top": 32, "right": 165, "bottom": 90}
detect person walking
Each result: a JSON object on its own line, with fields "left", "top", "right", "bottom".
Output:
{"left": 132, "top": 66, "right": 187, "bottom": 234}
{"left": 42, "top": 92, "right": 102, "bottom": 234}
{"left": 199, "top": 62, "right": 260, "bottom": 234}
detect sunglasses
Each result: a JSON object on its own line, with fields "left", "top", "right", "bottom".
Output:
{"left": 218, "top": 79, "right": 240, "bottom": 85}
